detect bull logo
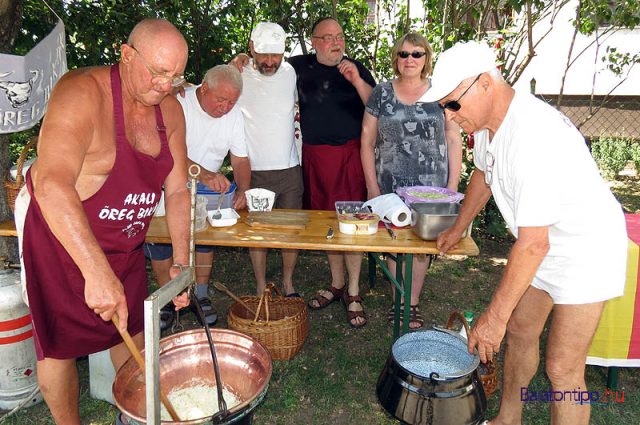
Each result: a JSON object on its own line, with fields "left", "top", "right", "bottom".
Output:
{"left": 0, "top": 71, "right": 39, "bottom": 108}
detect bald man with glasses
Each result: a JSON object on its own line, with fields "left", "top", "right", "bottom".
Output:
{"left": 15, "top": 19, "right": 191, "bottom": 424}
{"left": 429, "top": 41, "right": 627, "bottom": 425}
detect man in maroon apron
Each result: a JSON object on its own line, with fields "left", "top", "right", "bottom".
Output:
{"left": 19, "top": 19, "right": 191, "bottom": 424}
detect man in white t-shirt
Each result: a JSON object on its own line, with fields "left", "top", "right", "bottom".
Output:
{"left": 146, "top": 65, "right": 251, "bottom": 328}
{"left": 236, "top": 22, "right": 303, "bottom": 297}
{"left": 426, "top": 42, "right": 627, "bottom": 425}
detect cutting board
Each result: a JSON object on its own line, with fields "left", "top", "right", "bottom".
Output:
{"left": 245, "top": 211, "right": 309, "bottom": 229}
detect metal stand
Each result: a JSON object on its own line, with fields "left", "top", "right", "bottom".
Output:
{"left": 144, "top": 165, "right": 202, "bottom": 424}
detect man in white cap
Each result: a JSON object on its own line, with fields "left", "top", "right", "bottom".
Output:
{"left": 236, "top": 22, "right": 303, "bottom": 297}
{"left": 430, "top": 41, "right": 626, "bottom": 424}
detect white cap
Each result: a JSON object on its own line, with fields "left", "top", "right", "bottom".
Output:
{"left": 421, "top": 41, "right": 498, "bottom": 102}
{"left": 251, "top": 22, "right": 286, "bottom": 54}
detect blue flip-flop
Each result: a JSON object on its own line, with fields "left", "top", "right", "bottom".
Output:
{"left": 285, "top": 292, "right": 301, "bottom": 298}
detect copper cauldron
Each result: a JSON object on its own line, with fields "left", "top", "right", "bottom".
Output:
{"left": 113, "top": 329, "right": 272, "bottom": 424}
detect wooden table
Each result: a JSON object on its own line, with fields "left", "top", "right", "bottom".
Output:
{"left": 1, "top": 209, "right": 479, "bottom": 338}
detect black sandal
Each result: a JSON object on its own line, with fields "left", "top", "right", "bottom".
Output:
{"left": 191, "top": 296, "right": 218, "bottom": 327}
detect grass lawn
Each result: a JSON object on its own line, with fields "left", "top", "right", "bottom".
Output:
{"left": 1, "top": 177, "right": 639, "bottom": 425}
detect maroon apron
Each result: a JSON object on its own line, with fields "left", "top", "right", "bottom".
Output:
{"left": 23, "top": 64, "right": 174, "bottom": 360}
{"left": 302, "top": 138, "right": 366, "bottom": 210}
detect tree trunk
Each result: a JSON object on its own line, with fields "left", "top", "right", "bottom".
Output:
{"left": 0, "top": 0, "right": 25, "bottom": 262}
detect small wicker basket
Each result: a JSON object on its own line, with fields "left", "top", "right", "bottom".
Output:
{"left": 447, "top": 311, "right": 499, "bottom": 398}
{"left": 228, "top": 284, "right": 308, "bottom": 360}
{"left": 4, "top": 137, "right": 37, "bottom": 212}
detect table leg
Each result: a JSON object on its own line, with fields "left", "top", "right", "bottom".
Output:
{"left": 370, "top": 252, "right": 410, "bottom": 340}
{"left": 368, "top": 253, "right": 377, "bottom": 289}
{"left": 395, "top": 254, "right": 404, "bottom": 340}
{"left": 402, "top": 254, "right": 412, "bottom": 336}
{"left": 606, "top": 367, "right": 619, "bottom": 390}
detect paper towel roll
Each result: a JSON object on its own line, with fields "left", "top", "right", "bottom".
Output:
{"left": 362, "top": 194, "right": 412, "bottom": 227}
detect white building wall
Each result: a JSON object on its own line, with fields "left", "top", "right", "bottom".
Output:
{"left": 512, "top": 0, "right": 640, "bottom": 96}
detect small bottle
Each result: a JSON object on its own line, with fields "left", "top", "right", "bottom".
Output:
{"left": 459, "top": 311, "right": 474, "bottom": 340}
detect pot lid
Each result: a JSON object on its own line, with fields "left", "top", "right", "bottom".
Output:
{"left": 392, "top": 329, "right": 479, "bottom": 379}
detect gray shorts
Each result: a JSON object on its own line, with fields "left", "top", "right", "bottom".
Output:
{"left": 250, "top": 165, "right": 303, "bottom": 209}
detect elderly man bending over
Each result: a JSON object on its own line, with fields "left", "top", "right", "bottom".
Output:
{"left": 15, "top": 19, "right": 191, "bottom": 424}
{"left": 431, "top": 41, "right": 627, "bottom": 425}
{"left": 145, "top": 64, "right": 251, "bottom": 329}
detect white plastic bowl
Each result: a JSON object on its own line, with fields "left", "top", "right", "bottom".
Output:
{"left": 207, "top": 208, "right": 240, "bottom": 227}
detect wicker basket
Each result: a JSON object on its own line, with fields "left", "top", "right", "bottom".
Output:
{"left": 4, "top": 137, "right": 37, "bottom": 212}
{"left": 447, "top": 311, "right": 499, "bottom": 398}
{"left": 228, "top": 284, "right": 308, "bottom": 360}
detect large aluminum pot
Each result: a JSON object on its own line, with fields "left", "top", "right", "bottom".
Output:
{"left": 113, "top": 329, "right": 272, "bottom": 424}
{"left": 377, "top": 328, "right": 486, "bottom": 425}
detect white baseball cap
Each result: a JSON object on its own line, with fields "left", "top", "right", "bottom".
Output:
{"left": 421, "top": 41, "right": 498, "bottom": 102}
{"left": 251, "top": 22, "right": 286, "bottom": 54}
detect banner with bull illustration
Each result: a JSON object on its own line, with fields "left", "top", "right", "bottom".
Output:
{"left": 0, "top": 19, "right": 67, "bottom": 134}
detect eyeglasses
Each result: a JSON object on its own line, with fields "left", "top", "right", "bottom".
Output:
{"left": 130, "top": 45, "right": 185, "bottom": 88}
{"left": 312, "top": 34, "right": 345, "bottom": 43}
{"left": 397, "top": 51, "right": 426, "bottom": 59}
{"left": 439, "top": 74, "right": 481, "bottom": 112}
{"left": 485, "top": 151, "right": 495, "bottom": 186}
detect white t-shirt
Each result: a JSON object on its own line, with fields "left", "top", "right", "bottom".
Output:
{"left": 177, "top": 85, "right": 248, "bottom": 172}
{"left": 473, "top": 91, "right": 626, "bottom": 300}
{"left": 237, "top": 60, "right": 299, "bottom": 171}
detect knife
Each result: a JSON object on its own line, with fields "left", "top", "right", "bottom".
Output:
{"left": 366, "top": 205, "right": 396, "bottom": 239}
{"left": 326, "top": 226, "right": 334, "bottom": 239}
{"left": 383, "top": 220, "right": 396, "bottom": 239}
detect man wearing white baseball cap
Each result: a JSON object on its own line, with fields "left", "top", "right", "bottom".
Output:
{"left": 236, "top": 22, "right": 303, "bottom": 298}
{"left": 433, "top": 41, "right": 626, "bottom": 424}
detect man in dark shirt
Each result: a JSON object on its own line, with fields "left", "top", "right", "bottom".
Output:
{"left": 289, "top": 17, "right": 375, "bottom": 328}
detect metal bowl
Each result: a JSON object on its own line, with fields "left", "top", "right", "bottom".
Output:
{"left": 411, "top": 202, "right": 468, "bottom": 241}
{"left": 113, "top": 329, "right": 272, "bottom": 424}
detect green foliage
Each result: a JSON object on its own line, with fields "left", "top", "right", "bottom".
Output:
{"left": 590, "top": 136, "right": 633, "bottom": 180}
{"left": 630, "top": 142, "right": 640, "bottom": 176}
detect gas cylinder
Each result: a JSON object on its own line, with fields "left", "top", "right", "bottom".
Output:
{"left": 0, "top": 264, "right": 42, "bottom": 409}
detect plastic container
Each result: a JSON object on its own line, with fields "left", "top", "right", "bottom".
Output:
{"left": 335, "top": 201, "right": 379, "bottom": 235}
{"left": 88, "top": 349, "right": 115, "bottom": 405}
{"left": 208, "top": 208, "right": 240, "bottom": 227}
{"left": 396, "top": 186, "right": 464, "bottom": 205}
{"left": 197, "top": 181, "right": 236, "bottom": 211}
{"left": 195, "top": 195, "right": 208, "bottom": 231}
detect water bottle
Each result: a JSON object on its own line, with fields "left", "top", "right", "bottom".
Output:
{"left": 458, "top": 311, "right": 474, "bottom": 340}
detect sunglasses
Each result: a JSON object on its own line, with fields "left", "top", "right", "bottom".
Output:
{"left": 397, "top": 51, "right": 426, "bottom": 59}
{"left": 439, "top": 74, "right": 481, "bottom": 112}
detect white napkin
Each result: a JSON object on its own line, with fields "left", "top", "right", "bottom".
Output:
{"left": 362, "top": 194, "right": 412, "bottom": 227}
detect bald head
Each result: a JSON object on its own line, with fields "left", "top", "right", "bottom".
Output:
{"left": 128, "top": 19, "right": 187, "bottom": 51}
{"left": 121, "top": 19, "right": 188, "bottom": 104}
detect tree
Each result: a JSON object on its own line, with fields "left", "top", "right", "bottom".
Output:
{"left": 0, "top": 0, "right": 24, "bottom": 261}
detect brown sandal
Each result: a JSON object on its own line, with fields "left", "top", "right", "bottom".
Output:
{"left": 308, "top": 285, "right": 345, "bottom": 310}
{"left": 342, "top": 293, "right": 367, "bottom": 328}
{"left": 388, "top": 304, "right": 424, "bottom": 329}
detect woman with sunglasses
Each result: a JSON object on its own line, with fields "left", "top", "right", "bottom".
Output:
{"left": 360, "top": 32, "right": 462, "bottom": 329}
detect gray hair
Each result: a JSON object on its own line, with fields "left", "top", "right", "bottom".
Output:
{"left": 202, "top": 65, "right": 243, "bottom": 92}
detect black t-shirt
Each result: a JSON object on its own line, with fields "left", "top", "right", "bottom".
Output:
{"left": 288, "top": 54, "right": 376, "bottom": 146}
